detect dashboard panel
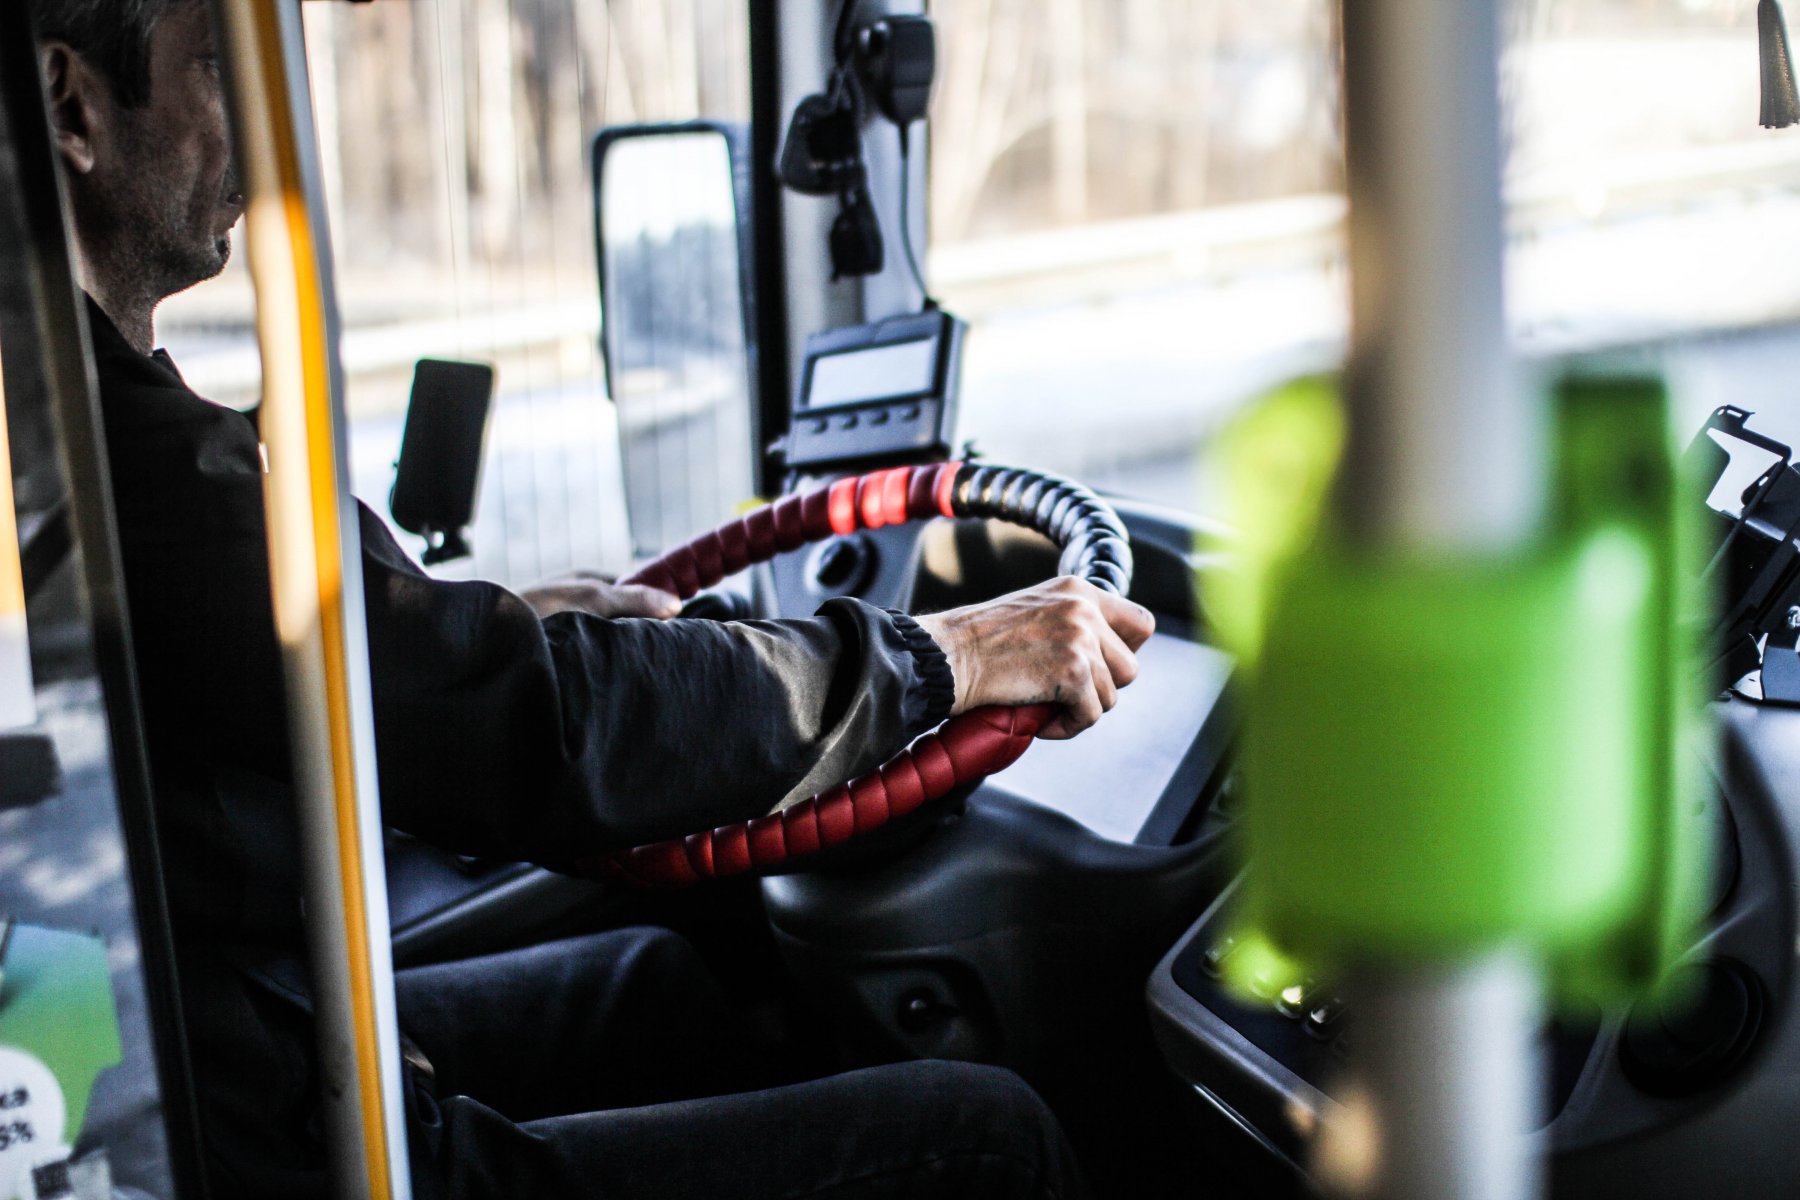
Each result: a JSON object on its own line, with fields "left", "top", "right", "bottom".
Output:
{"left": 1146, "top": 699, "right": 1798, "bottom": 1198}
{"left": 985, "top": 629, "right": 1232, "bottom": 845}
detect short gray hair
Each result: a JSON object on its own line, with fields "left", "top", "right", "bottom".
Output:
{"left": 28, "top": 0, "right": 186, "bottom": 108}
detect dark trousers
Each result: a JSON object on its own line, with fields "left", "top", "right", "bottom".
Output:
{"left": 396, "top": 928, "right": 1092, "bottom": 1199}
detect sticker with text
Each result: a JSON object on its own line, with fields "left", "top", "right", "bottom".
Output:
{"left": 0, "top": 1048, "right": 67, "bottom": 1200}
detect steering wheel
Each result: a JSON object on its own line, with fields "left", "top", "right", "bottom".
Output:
{"left": 577, "top": 461, "right": 1132, "bottom": 887}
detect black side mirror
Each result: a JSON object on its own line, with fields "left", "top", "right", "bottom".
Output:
{"left": 389, "top": 358, "right": 496, "bottom": 566}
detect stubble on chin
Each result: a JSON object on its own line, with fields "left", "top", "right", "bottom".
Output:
{"left": 94, "top": 117, "right": 233, "bottom": 308}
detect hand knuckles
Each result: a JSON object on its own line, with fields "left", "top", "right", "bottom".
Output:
{"left": 1051, "top": 599, "right": 1098, "bottom": 631}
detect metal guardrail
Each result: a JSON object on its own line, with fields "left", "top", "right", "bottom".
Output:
{"left": 165, "top": 134, "right": 1800, "bottom": 407}
{"left": 934, "top": 137, "right": 1800, "bottom": 313}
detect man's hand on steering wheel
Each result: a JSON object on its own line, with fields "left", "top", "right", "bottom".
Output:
{"left": 917, "top": 576, "right": 1155, "bottom": 741}
{"left": 521, "top": 570, "right": 682, "bottom": 620}
{"left": 525, "top": 561, "right": 1150, "bottom": 741}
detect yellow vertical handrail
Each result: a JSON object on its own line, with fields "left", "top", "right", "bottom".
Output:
{"left": 211, "top": 1, "right": 410, "bottom": 1196}
{"left": 0, "top": 362, "right": 38, "bottom": 732}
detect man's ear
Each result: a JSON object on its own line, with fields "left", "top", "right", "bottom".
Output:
{"left": 39, "top": 41, "right": 104, "bottom": 176}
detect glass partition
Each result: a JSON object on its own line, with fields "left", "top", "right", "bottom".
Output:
{"left": 0, "top": 35, "right": 194, "bottom": 1185}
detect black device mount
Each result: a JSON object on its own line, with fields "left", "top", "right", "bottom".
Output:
{"left": 777, "top": 6, "right": 936, "bottom": 285}
{"left": 389, "top": 358, "right": 496, "bottom": 566}
{"left": 1688, "top": 405, "right": 1800, "bottom": 701}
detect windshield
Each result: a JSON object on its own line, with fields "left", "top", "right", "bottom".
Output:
{"left": 154, "top": 0, "right": 1800, "bottom": 583}
{"left": 930, "top": 0, "right": 1800, "bottom": 510}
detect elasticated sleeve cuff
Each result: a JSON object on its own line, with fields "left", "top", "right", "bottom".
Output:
{"left": 882, "top": 607, "right": 956, "bottom": 732}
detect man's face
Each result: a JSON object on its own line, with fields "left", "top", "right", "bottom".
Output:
{"left": 83, "top": 1, "right": 243, "bottom": 303}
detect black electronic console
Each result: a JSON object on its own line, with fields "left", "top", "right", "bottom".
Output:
{"left": 1685, "top": 405, "right": 1800, "bottom": 693}
{"left": 1145, "top": 704, "right": 1793, "bottom": 1200}
{"left": 783, "top": 310, "right": 964, "bottom": 471}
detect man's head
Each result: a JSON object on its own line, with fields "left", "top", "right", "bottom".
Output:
{"left": 34, "top": 0, "right": 243, "bottom": 349}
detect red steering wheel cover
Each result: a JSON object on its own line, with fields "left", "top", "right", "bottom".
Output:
{"left": 584, "top": 703, "right": 1051, "bottom": 887}
{"left": 625, "top": 462, "right": 961, "bottom": 601}
{"left": 581, "top": 462, "right": 1081, "bottom": 887}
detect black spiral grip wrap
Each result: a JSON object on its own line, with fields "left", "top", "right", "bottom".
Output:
{"left": 577, "top": 462, "right": 1133, "bottom": 887}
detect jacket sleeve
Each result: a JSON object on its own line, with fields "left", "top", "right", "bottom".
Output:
{"left": 355, "top": 505, "right": 955, "bottom": 865}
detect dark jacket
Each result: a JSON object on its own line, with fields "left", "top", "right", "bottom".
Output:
{"left": 87, "top": 301, "right": 953, "bottom": 1195}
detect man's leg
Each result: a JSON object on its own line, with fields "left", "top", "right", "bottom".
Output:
{"left": 396, "top": 928, "right": 1091, "bottom": 1198}
{"left": 436, "top": 1059, "right": 1091, "bottom": 1200}
{"left": 395, "top": 926, "right": 764, "bottom": 1120}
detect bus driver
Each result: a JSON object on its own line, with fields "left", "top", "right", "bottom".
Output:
{"left": 31, "top": 0, "right": 1153, "bottom": 1195}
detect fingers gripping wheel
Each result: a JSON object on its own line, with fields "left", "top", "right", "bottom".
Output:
{"left": 579, "top": 462, "right": 1132, "bottom": 888}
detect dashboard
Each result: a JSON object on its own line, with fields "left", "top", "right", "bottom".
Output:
{"left": 1144, "top": 699, "right": 1796, "bottom": 1199}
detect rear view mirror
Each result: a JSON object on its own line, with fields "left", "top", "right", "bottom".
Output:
{"left": 390, "top": 358, "right": 496, "bottom": 566}
{"left": 593, "top": 123, "right": 757, "bottom": 558}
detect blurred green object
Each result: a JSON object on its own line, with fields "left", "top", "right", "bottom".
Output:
{"left": 1210, "top": 374, "right": 1706, "bottom": 1005}
{"left": 1200, "top": 375, "right": 1343, "bottom": 671}
{"left": 0, "top": 923, "right": 121, "bottom": 1141}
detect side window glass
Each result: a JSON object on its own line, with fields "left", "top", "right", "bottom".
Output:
{"left": 161, "top": 0, "right": 751, "bottom": 587}
{"left": 0, "top": 181, "right": 190, "bottom": 1200}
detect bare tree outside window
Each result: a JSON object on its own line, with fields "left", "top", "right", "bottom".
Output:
{"left": 154, "top": 0, "right": 1800, "bottom": 568}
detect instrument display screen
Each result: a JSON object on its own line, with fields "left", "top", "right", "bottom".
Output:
{"left": 805, "top": 338, "right": 938, "bottom": 410}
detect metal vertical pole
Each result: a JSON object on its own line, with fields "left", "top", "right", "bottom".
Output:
{"left": 1339, "top": 0, "right": 1538, "bottom": 550}
{"left": 1327, "top": 1, "right": 1545, "bottom": 1198}
{"left": 1321, "top": 953, "right": 1542, "bottom": 1200}
{"left": 0, "top": 392, "right": 33, "bottom": 732}
{"left": 213, "top": 1, "right": 412, "bottom": 1197}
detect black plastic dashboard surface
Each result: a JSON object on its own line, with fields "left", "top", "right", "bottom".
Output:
{"left": 985, "top": 628, "right": 1233, "bottom": 845}
{"left": 1165, "top": 919, "right": 1600, "bottom": 1126}
{"left": 1147, "top": 712, "right": 1788, "bottom": 1199}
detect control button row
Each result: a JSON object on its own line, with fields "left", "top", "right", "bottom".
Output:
{"left": 1276, "top": 979, "right": 1345, "bottom": 1040}
{"left": 1198, "top": 932, "right": 1346, "bottom": 1042}
{"left": 802, "top": 406, "right": 926, "bottom": 436}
